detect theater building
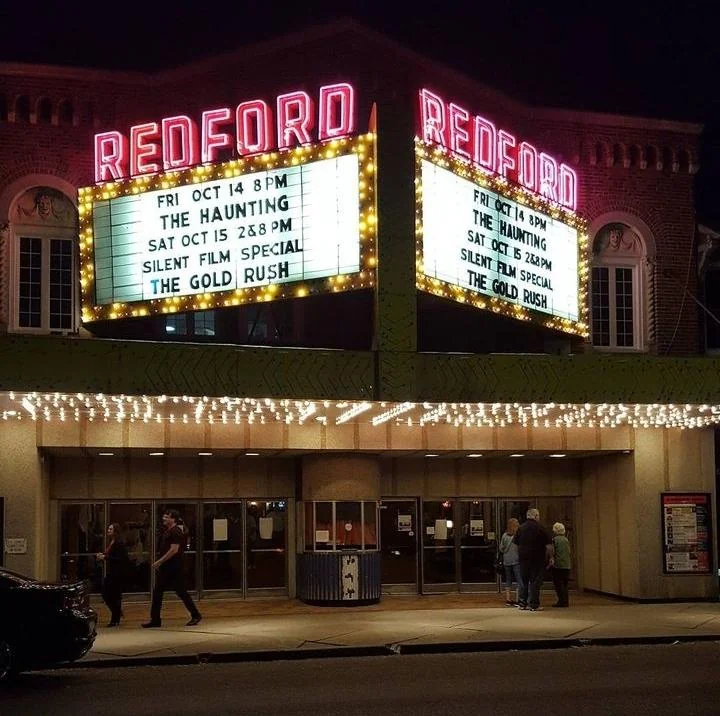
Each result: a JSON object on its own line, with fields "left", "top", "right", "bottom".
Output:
{"left": 0, "top": 20, "right": 717, "bottom": 603}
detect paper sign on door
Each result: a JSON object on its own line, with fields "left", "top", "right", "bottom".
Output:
{"left": 434, "top": 519, "right": 448, "bottom": 540}
{"left": 213, "top": 519, "right": 228, "bottom": 542}
{"left": 259, "top": 517, "right": 273, "bottom": 540}
{"left": 398, "top": 514, "right": 412, "bottom": 532}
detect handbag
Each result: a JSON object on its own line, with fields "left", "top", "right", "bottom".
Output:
{"left": 494, "top": 552, "right": 504, "bottom": 575}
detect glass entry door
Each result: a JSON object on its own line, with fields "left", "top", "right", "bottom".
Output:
{"left": 459, "top": 500, "right": 497, "bottom": 589}
{"left": 155, "top": 502, "right": 199, "bottom": 591}
{"left": 246, "top": 500, "right": 287, "bottom": 591}
{"left": 422, "top": 500, "right": 456, "bottom": 591}
{"left": 59, "top": 502, "right": 105, "bottom": 593}
{"left": 379, "top": 499, "right": 419, "bottom": 592}
{"left": 109, "top": 502, "right": 152, "bottom": 593}
{"left": 498, "top": 500, "right": 532, "bottom": 527}
{"left": 202, "top": 502, "right": 243, "bottom": 592}
{"left": 498, "top": 498, "right": 577, "bottom": 585}
{"left": 420, "top": 499, "right": 504, "bottom": 593}
{"left": 59, "top": 497, "right": 289, "bottom": 597}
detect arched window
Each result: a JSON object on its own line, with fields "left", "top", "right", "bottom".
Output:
{"left": 612, "top": 144, "right": 625, "bottom": 167}
{"left": 81, "top": 101, "right": 94, "bottom": 126}
{"left": 14, "top": 95, "right": 30, "bottom": 122}
{"left": 628, "top": 145, "right": 642, "bottom": 168}
{"left": 661, "top": 146, "right": 674, "bottom": 172}
{"left": 677, "top": 149, "right": 691, "bottom": 174}
{"left": 595, "top": 142, "right": 609, "bottom": 166}
{"left": 645, "top": 145, "right": 658, "bottom": 169}
{"left": 591, "top": 222, "right": 648, "bottom": 350}
{"left": 36, "top": 96, "right": 52, "bottom": 124}
{"left": 9, "top": 185, "right": 77, "bottom": 333}
{"left": 0, "top": 95, "right": 7, "bottom": 121}
{"left": 58, "top": 98, "right": 74, "bottom": 126}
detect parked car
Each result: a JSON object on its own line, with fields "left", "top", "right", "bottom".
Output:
{"left": 0, "top": 567, "right": 97, "bottom": 681}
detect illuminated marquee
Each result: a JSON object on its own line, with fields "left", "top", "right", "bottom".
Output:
{"left": 415, "top": 140, "right": 589, "bottom": 336}
{"left": 419, "top": 88, "right": 577, "bottom": 212}
{"left": 95, "top": 83, "right": 356, "bottom": 183}
{"left": 79, "top": 133, "right": 376, "bottom": 322}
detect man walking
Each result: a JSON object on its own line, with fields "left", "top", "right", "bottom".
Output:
{"left": 142, "top": 509, "right": 202, "bottom": 628}
{"left": 513, "top": 507, "right": 553, "bottom": 612}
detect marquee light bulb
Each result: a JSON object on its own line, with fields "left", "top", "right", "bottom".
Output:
{"left": 4, "top": 393, "right": 719, "bottom": 432}
{"left": 80, "top": 133, "right": 377, "bottom": 323}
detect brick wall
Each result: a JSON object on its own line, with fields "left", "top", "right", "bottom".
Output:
{"left": 533, "top": 118, "right": 699, "bottom": 355}
{"left": 0, "top": 25, "right": 702, "bottom": 354}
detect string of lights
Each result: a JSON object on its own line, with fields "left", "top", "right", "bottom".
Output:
{"left": 414, "top": 138, "right": 590, "bottom": 337}
{"left": 2, "top": 393, "right": 718, "bottom": 430}
{"left": 79, "top": 133, "right": 377, "bottom": 322}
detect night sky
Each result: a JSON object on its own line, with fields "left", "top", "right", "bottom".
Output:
{"left": 1, "top": 0, "right": 719, "bottom": 221}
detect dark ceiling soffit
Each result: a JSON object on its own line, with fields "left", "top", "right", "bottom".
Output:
{"left": 3, "top": 336, "right": 720, "bottom": 404}
{"left": 413, "top": 352, "right": 720, "bottom": 404}
{"left": 0, "top": 335, "right": 374, "bottom": 400}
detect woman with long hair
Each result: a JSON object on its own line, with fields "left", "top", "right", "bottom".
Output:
{"left": 97, "top": 523, "right": 130, "bottom": 627}
{"left": 498, "top": 517, "right": 522, "bottom": 605}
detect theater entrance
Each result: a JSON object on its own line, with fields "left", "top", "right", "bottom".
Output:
{"left": 384, "top": 497, "right": 577, "bottom": 594}
{"left": 379, "top": 499, "right": 420, "bottom": 593}
{"left": 58, "top": 498, "right": 289, "bottom": 598}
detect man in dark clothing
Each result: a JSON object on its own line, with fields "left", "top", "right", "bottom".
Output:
{"left": 142, "top": 509, "right": 202, "bottom": 628}
{"left": 513, "top": 507, "right": 553, "bottom": 611}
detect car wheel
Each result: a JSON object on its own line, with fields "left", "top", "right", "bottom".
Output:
{"left": 0, "top": 639, "right": 17, "bottom": 683}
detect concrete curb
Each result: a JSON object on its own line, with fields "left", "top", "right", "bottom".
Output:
{"left": 396, "top": 634, "right": 720, "bottom": 654}
{"left": 64, "top": 645, "right": 394, "bottom": 670}
{"left": 52, "top": 634, "right": 720, "bottom": 671}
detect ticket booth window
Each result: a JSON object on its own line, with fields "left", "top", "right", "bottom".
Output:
{"left": 303, "top": 501, "right": 378, "bottom": 551}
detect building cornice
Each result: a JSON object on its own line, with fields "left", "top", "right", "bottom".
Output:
{"left": 530, "top": 107, "right": 703, "bottom": 136}
{"left": 0, "top": 61, "right": 149, "bottom": 85}
{"left": 0, "top": 18, "right": 703, "bottom": 136}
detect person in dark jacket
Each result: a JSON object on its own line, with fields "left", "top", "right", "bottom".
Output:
{"left": 97, "top": 523, "right": 130, "bottom": 627}
{"left": 142, "top": 509, "right": 202, "bottom": 628}
{"left": 512, "top": 507, "right": 553, "bottom": 611}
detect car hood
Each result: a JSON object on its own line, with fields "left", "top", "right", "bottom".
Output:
{"left": 20, "top": 580, "right": 87, "bottom": 593}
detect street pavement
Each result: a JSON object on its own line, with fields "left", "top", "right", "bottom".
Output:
{"left": 79, "top": 592, "right": 720, "bottom": 666}
{"left": 4, "top": 644, "right": 720, "bottom": 715}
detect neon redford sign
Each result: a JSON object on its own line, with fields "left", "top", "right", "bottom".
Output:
{"left": 419, "top": 89, "right": 577, "bottom": 211}
{"left": 94, "top": 83, "right": 356, "bottom": 183}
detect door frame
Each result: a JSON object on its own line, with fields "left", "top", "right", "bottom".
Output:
{"left": 418, "top": 496, "right": 578, "bottom": 594}
{"left": 379, "top": 497, "right": 420, "bottom": 594}
{"left": 243, "top": 498, "right": 290, "bottom": 599}
{"left": 420, "top": 498, "right": 499, "bottom": 594}
{"left": 57, "top": 497, "right": 290, "bottom": 599}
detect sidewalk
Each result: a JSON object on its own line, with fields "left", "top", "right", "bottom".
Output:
{"left": 75, "top": 593, "right": 720, "bottom": 668}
